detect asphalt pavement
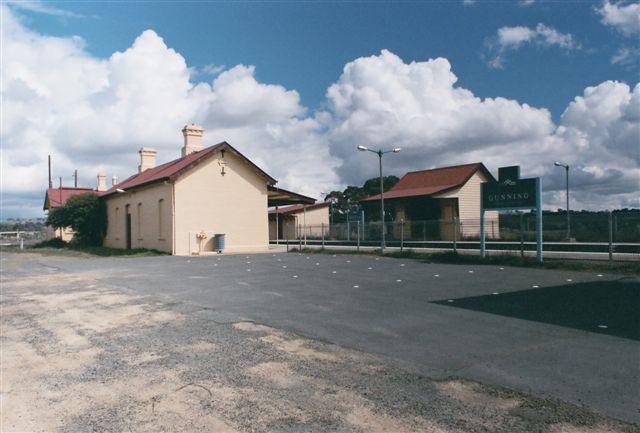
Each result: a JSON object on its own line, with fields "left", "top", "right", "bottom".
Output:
{"left": 44, "top": 251, "right": 640, "bottom": 424}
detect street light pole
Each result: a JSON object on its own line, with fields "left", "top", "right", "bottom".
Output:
{"left": 358, "top": 145, "right": 401, "bottom": 253}
{"left": 554, "top": 162, "right": 570, "bottom": 240}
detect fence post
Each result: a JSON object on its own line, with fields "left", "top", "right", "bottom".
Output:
{"left": 453, "top": 218, "right": 457, "bottom": 254}
{"left": 400, "top": 220, "right": 404, "bottom": 252}
{"left": 519, "top": 213, "right": 524, "bottom": 258}
{"left": 608, "top": 211, "right": 613, "bottom": 263}
{"left": 20, "top": 238, "right": 24, "bottom": 250}
{"left": 357, "top": 221, "right": 360, "bottom": 252}
{"left": 322, "top": 223, "right": 325, "bottom": 248}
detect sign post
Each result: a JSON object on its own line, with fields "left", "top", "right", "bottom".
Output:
{"left": 481, "top": 166, "right": 543, "bottom": 262}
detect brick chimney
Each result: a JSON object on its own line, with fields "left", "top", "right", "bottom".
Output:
{"left": 97, "top": 173, "right": 107, "bottom": 192}
{"left": 138, "top": 147, "right": 157, "bottom": 173}
{"left": 181, "top": 124, "right": 204, "bottom": 157}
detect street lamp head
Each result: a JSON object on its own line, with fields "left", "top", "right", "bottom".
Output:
{"left": 393, "top": 148, "right": 401, "bottom": 153}
{"left": 357, "top": 145, "right": 368, "bottom": 151}
{"left": 554, "top": 161, "right": 568, "bottom": 168}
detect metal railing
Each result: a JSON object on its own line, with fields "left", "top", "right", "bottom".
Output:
{"left": 270, "top": 212, "right": 640, "bottom": 261}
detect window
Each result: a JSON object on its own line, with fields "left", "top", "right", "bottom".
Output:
{"left": 158, "top": 199, "right": 165, "bottom": 239}
{"left": 137, "top": 203, "right": 143, "bottom": 240}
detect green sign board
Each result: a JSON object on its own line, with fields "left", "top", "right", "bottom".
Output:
{"left": 482, "top": 178, "right": 537, "bottom": 210}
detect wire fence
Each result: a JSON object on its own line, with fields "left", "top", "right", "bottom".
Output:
{"left": 271, "top": 211, "right": 640, "bottom": 260}
{"left": 0, "top": 230, "right": 47, "bottom": 248}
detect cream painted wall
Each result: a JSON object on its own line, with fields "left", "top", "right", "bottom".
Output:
{"left": 434, "top": 171, "right": 499, "bottom": 238}
{"left": 174, "top": 151, "right": 269, "bottom": 255}
{"left": 46, "top": 225, "right": 75, "bottom": 242}
{"left": 103, "top": 183, "right": 173, "bottom": 253}
{"left": 269, "top": 206, "right": 329, "bottom": 239}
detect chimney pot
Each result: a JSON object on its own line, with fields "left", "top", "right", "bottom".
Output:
{"left": 138, "top": 147, "right": 157, "bottom": 173}
{"left": 181, "top": 124, "right": 204, "bottom": 157}
{"left": 112, "top": 175, "right": 118, "bottom": 186}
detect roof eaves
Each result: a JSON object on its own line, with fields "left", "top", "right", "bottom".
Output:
{"left": 100, "top": 176, "right": 171, "bottom": 198}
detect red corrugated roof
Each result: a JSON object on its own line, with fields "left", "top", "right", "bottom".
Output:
{"left": 362, "top": 162, "right": 495, "bottom": 202}
{"left": 100, "top": 142, "right": 276, "bottom": 197}
{"left": 43, "top": 187, "right": 96, "bottom": 210}
{"left": 268, "top": 202, "right": 330, "bottom": 215}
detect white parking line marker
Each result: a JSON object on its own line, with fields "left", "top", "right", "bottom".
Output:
{"left": 247, "top": 261, "right": 251, "bottom": 264}
{"left": 492, "top": 292, "right": 499, "bottom": 295}
{"left": 282, "top": 266, "right": 287, "bottom": 269}
{"left": 316, "top": 263, "right": 320, "bottom": 266}
{"left": 332, "top": 271, "right": 337, "bottom": 274}
{"left": 468, "top": 270, "right": 474, "bottom": 274}
{"left": 566, "top": 279, "right": 572, "bottom": 282}
{"left": 447, "top": 299, "right": 454, "bottom": 303}
{"left": 434, "top": 274, "right": 440, "bottom": 277}
{"left": 368, "top": 267, "right": 373, "bottom": 270}
{"left": 598, "top": 324, "right": 608, "bottom": 329}
{"left": 400, "top": 264, "right": 405, "bottom": 267}
{"left": 396, "top": 279, "right": 402, "bottom": 283}
{"left": 306, "top": 257, "right": 310, "bottom": 259}
{"left": 346, "top": 260, "right": 351, "bottom": 263}
{"left": 499, "top": 267, "right": 504, "bottom": 270}
{"left": 293, "top": 275, "right": 298, "bottom": 278}
{"left": 597, "top": 274, "right": 603, "bottom": 277}
{"left": 375, "top": 258, "right": 380, "bottom": 261}
{"left": 247, "top": 269, "right": 251, "bottom": 272}
{"left": 532, "top": 285, "right": 539, "bottom": 288}
{"left": 353, "top": 285, "right": 359, "bottom": 288}
{"left": 277, "top": 259, "right": 282, "bottom": 262}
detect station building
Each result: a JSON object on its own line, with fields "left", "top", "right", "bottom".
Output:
{"left": 268, "top": 202, "right": 330, "bottom": 241}
{"left": 361, "top": 162, "right": 500, "bottom": 240}
{"left": 99, "top": 125, "right": 314, "bottom": 255}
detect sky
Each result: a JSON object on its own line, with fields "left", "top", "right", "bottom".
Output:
{"left": 1, "top": 0, "right": 639, "bottom": 219}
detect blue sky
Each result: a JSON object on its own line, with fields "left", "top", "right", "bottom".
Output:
{"left": 2, "top": 0, "right": 639, "bottom": 218}
{"left": 20, "top": 1, "right": 636, "bottom": 120}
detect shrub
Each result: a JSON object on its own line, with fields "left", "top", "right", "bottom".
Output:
{"left": 32, "top": 238, "right": 68, "bottom": 249}
{"left": 46, "top": 193, "right": 106, "bottom": 246}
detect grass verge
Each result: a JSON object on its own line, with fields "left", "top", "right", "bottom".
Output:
{"left": 6, "top": 239, "right": 168, "bottom": 257}
{"left": 291, "top": 247, "right": 640, "bottom": 275}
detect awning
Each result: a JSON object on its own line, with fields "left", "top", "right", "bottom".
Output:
{"left": 267, "top": 185, "right": 316, "bottom": 206}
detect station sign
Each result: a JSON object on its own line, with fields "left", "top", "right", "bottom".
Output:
{"left": 482, "top": 178, "right": 537, "bottom": 209}
{"left": 480, "top": 165, "right": 543, "bottom": 262}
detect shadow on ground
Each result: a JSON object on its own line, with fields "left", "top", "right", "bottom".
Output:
{"left": 432, "top": 279, "right": 640, "bottom": 341}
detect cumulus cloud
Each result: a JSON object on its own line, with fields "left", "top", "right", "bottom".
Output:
{"left": 486, "top": 23, "right": 578, "bottom": 68}
{"left": 0, "top": 5, "right": 340, "bottom": 217}
{"left": 325, "top": 50, "right": 638, "bottom": 210}
{"left": 597, "top": 0, "right": 640, "bottom": 37}
{"left": 1, "top": 6, "right": 638, "bottom": 218}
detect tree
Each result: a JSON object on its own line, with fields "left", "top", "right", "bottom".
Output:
{"left": 46, "top": 193, "right": 106, "bottom": 246}
{"left": 323, "top": 176, "right": 399, "bottom": 223}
